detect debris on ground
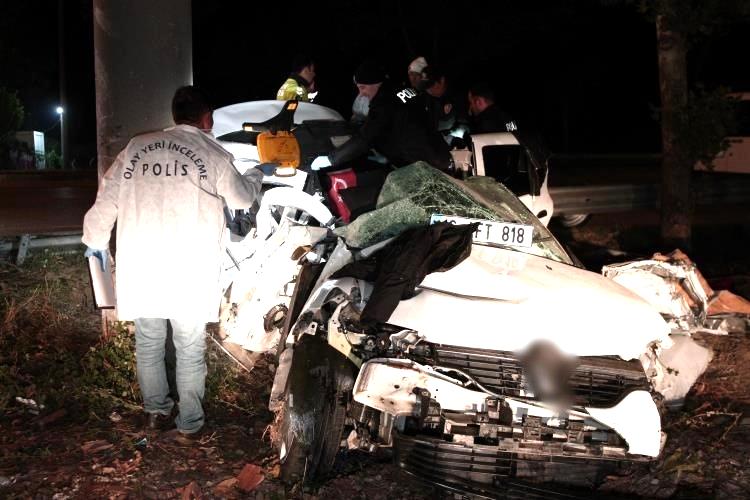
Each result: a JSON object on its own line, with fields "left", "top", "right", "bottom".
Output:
{"left": 236, "top": 463, "right": 265, "bottom": 492}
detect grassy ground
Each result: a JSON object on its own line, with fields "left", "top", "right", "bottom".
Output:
{"left": 0, "top": 252, "right": 278, "bottom": 498}
{"left": 0, "top": 251, "right": 429, "bottom": 499}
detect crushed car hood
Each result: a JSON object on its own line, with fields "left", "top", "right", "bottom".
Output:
{"left": 387, "top": 244, "right": 671, "bottom": 360}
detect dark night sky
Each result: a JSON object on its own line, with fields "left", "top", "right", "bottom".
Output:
{"left": 1, "top": 0, "right": 749, "bottom": 168}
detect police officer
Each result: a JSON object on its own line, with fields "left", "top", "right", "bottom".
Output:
{"left": 467, "top": 81, "right": 519, "bottom": 135}
{"left": 276, "top": 54, "right": 316, "bottom": 102}
{"left": 467, "top": 81, "right": 550, "bottom": 188}
{"left": 419, "top": 64, "right": 460, "bottom": 137}
{"left": 407, "top": 56, "right": 428, "bottom": 88}
{"left": 82, "top": 86, "right": 263, "bottom": 442}
{"left": 310, "top": 60, "right": 451, "bottom": 171}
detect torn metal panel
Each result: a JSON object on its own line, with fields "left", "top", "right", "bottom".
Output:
{"left": 640, "top": 334, "right": 713, "bottom": 410}
{"left": 603, "top": 249, "right": 750, "bottom": 335}
{"left": 221, "top": 223, "right": 328, "bottom": 352}
{"left": 603, "top": 258, "right": 708, "bottom": 331}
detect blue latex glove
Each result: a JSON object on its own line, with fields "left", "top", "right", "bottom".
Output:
{"left": 310, "top": 155, "right": 332, "bottom": 171}
{"left": 85, "top": 247, "right": 109, "bottom": 273}
{"left": 255, "top": 163, "right": 277, "bottom": 176}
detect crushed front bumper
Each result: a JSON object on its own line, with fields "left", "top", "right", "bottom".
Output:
{"left": 394, "top": 433, "right": 629, "bottom": 496}
{"left": 353, "top": 356, "right": 663, "bottom": 459}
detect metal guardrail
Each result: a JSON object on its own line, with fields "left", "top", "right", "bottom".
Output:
{"left": 550, "top": 176, "right": 750, "bottom": 215}
{"left": 550, "top": 184, "right": 658, "bottom": 214}
{"left": 0, "top": 234, "right": 83, "bottom": 265}
{"left": 551, "top": 184, "right": 658, "bottom": 214}
{"left": 5, "top": 176, "right": 749, "bottom": 258}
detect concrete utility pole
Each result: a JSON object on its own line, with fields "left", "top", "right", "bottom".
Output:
{"left": 92, "top": 0, "right": 192, "bottom": 336}
{"left": 93, "top": 0, "right": 193, "bottom": 178}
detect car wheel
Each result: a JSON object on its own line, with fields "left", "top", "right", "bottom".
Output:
{"left": 277, "top": 336, "right": 355, "bottom": 484}
{"left": 559, "top": 213, "right": 590, "bottom": 227}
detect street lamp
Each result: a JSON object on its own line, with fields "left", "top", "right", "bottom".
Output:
{"left": 56, "top": 106, "right": 64, "bottom": 168}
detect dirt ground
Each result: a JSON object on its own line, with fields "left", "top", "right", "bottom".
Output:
{"left": 1, "top": 213, "right": 749, "bottom": 499}
{"left": 0, "top": 252, "right": 433, "bottom": 500}
{"left": 553, "top": 213, "right": 750, "bottom": 499}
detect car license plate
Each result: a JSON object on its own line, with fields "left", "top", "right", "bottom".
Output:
{"left": 430, "top": 214, "right": 534, "bottom": 248}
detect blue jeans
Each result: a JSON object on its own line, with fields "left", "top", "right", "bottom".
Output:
{"left": 134, "top": 318, "right": 207, "bottom": 434}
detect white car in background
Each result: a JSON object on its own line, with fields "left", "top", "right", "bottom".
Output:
{"left": 462, "top": 132, "right": 554, "bottom": 226}
{"left": 211, "top": 101, "right": 675, "bottom": 496}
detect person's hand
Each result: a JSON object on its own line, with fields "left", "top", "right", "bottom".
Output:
{"left": 449, "top": 124, "right": 469, "bottom": 139}
{"left": 310, "top": 156, "right": 332, "bottom": 171}
{"left": 255, "top": 163, "right": 277, "bottom": 176}
{"left": 85, "top": 247, "right": 109, "bottom": 273}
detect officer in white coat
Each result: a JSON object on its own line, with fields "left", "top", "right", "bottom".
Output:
{"left": 82, "top": 86, "right": 263, "bottom": 440}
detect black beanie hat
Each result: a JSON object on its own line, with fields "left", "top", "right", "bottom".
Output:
{"left": 354, "top": 60, "right": 385, "bottom": 85}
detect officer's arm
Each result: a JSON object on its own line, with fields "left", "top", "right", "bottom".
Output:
{"left": 329, "top": 105, "right": 389, "bottom": 166}
{"left": 217, "top": 156, "right": 263, "bottom": 210}
{"left": 82, "top": 152, "right": 123, "bottom": 249}
{"left": 328, "top": 135, "right": 368, "bottom": 167}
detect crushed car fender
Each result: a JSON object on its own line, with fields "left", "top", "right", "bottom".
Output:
{"left": 585, "top": 390, "right": 662, "bottom": 457}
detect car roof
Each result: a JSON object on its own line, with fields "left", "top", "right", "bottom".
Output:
{"left": 212, "top": 100, "right": 344, "bottom": 138}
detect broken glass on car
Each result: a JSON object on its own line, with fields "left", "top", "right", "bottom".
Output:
{"left": 334, "top": 162, "right": 572, "bottom": 264}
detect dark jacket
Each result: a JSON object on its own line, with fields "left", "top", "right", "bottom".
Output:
{"left": 469, "top": 104, "right": 518, "bottom": 135}
{"left": 329, "top": 83, "right": 452, "bottom": 170}
{"left": 425, "top": 93, "right": 457, "bottom": 133}
{"left": 469, "top": 104, "right": 550, "bottom": 191}
{"left": 330, "top": 221, "right": 476, "bottom": 324}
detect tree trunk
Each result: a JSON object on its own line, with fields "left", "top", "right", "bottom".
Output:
{"left": 656, "top": 11, "right": 691, "bottom": 250}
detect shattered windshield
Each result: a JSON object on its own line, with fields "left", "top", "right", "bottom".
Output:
{"left": 334, "top": 162, "right": 572, "bottom": 264}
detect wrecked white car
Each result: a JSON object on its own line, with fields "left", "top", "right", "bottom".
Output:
{"left": 213, "top": 100, "right": 554, "bottom": 226}
{"left": 212, "top": 101, "right": 674, "bottom": 495}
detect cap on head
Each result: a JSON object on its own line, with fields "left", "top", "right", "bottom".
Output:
{"left": 408, "top": 56, "right": 428, "bottom": 74}
{"left": 418, "top": 65, "right": 446, "bottom": 91}
{"left": 354, "top": 60, "right": 386, "bottom": 85}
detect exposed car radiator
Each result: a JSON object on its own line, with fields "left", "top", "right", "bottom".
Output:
{"left": 428, "top": 344, "right": 650, "bottom": 408}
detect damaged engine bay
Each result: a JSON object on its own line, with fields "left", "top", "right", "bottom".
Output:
{"left": 272, "top": 274, "right": 663, "bottom": 493}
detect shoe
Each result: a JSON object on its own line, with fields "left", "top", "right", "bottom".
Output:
{"left": 172, "top": 427, "right": 209, "bottom": 446}
{"left": 144, "top": 412, "right": 174, "bottom": 431}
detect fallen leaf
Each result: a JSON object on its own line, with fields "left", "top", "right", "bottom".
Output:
{"left": 81, "top": 440, "right": 113, "bottom": 455}
{"left": 236, "top": 463, "right": 264, "bottom": 492}
{"left": 213, "top": 477, "right": 238, "bottom": 497}
{"left": 268, "top": 464, "right": 281, "bottom": 478}
{"left": 114, "top": 450, "right": 142, "bottom": 474}
{"left": 180, "top": 481, "right": 203, "bottom": 499}
{"left": 36, "top": 408, "right": 67, "bottom": 427}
